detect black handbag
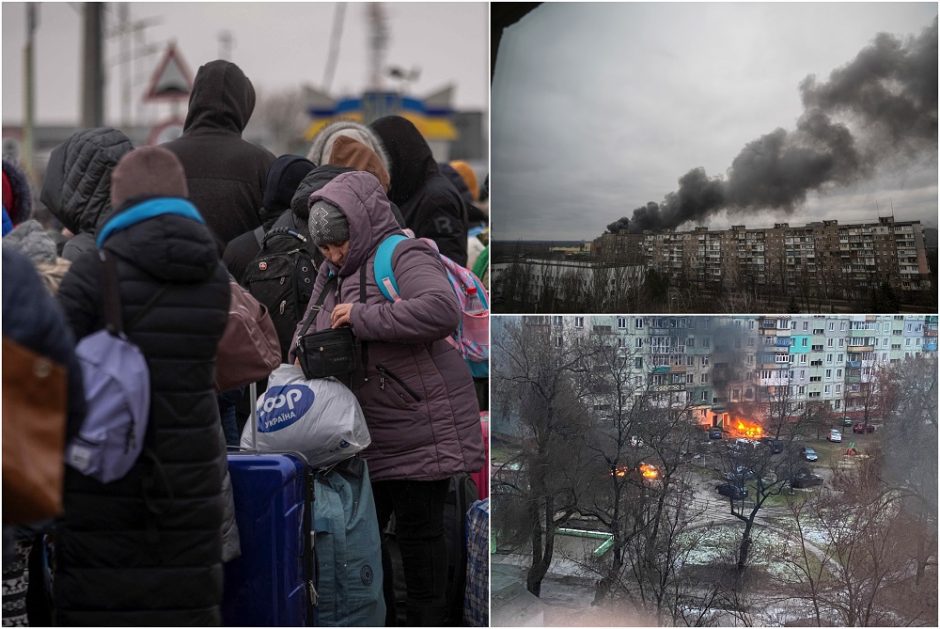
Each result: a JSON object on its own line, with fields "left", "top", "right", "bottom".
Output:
{"left": 296, "top": 274, "right": 361, "bottom": 379}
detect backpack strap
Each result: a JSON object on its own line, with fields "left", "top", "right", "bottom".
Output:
{"left": 296, "top": 274, "right": 337, "bottom": 340}
{"left": 373, "top": 234, "right": 409, "bottom": 302}
{"left": 100, "top": 250, "right": 170, "bottom": 334}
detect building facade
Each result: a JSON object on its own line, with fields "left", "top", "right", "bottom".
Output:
{"left": 553, "top": 315, "right": 936, "bottom": 428}
{"left": 592, "top": 217, "right": 932, "bottom": 300}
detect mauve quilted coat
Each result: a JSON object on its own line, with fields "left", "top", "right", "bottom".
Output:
{"left": 290, "top": 171, "right": 484, "bottom": 481}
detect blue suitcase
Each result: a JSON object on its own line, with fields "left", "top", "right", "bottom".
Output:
{"left": 222, "top": 384, "right": 317, "bottom": 626}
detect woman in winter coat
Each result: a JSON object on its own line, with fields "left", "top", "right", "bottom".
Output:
{"left": 289, "top": 170, "right": 484, "bottom": 626}
{"left": 55, "top": 147, "right": 231, "bottom": 626}
{"left": 40, "top": 127, "right": 134, "bottom": 262}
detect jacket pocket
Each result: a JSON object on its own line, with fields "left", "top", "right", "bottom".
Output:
{"left": 375, "top": 364, "right": 422, "bottom": 403}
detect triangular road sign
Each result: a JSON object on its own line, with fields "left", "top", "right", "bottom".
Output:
{"left": 144, "top": 43, "right": 192, "bottom": 102}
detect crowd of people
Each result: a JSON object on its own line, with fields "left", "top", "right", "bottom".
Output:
{"left": 2, "top": 59, "right": 489, "bottom": 627}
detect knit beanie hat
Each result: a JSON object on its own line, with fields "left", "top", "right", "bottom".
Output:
{"left": 307, "top": 199, "right": 349, "bottom": 247}
{"left": 111, "top": 146, "right": 189, "bottom": 208}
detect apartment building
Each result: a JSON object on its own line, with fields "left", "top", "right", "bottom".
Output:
{"left": 553, "top": 315, "right": 936, "bottom": 427}
{"left": 592, "top": 217, "right": 932, "bottom": 298}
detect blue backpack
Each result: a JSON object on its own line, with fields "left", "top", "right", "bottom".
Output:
{"left": 373, "top": 234, "right": 489, "bottom": 378}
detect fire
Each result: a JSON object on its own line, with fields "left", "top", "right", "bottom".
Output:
{"left": 730, "top": 417, "right": 764, "bottom": 439}
{"left": 640, "top": 463, "right": 659, "bottom": 479}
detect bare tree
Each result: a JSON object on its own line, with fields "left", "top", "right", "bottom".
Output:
{"left": 492, "top": 317, "right": 598, "bottom": 596}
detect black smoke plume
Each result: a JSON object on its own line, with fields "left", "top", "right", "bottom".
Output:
{"left": 613, "top": 18, "right": 937, "bottom": 234}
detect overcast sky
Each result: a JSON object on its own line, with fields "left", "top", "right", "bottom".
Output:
{"left": 2, "top": 2, "right": 487, "bottom": 125}
{"left": 492, "top": 3, "right": 938, "bottom": 241}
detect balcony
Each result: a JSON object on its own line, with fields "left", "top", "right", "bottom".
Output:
{"left": 775, "top": 337, "right": 792, "bottom": 347}
{"left": 846, "top": 360, "right": 862, "bottom": 369}
{"left": 924, "top": 342, "right": 937, "bottom": 351}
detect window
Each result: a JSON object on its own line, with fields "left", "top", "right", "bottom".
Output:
{"left": 687, "top": 337, "right": 695, "bottom": 348}
{"left": 837, "top": 354, "right": 843, "bottom": 362}
{"left": 803, "top": 322, "right": 809, "bottom": 331}
{"left": 686, "top": 374, "right": 694, "bottom": 384}
{"left": 635, "top": 318, "right": 644, "bottom": 329}
{"left": 828, "top": 322, "right": 834, "bottom": 331}
{"left": 824, "top": 385, "right": 831, "bottom": 394}
{"left": 635, "top": 337, "right": 642, "bottom": 348}
{"left": 634, "top": 357, "right": 643, "bottom": 369}
{"left": 732, "top": 388, "right": 740, "bottom": 400}
{"left": 618, "top": 337, "right": 626, "bottom": 348}
{"left": 687, "top": 356, "right": 694, "bottom": 366}
{"left": 798, "top": 386, "right": 806, "bottom": 394}
{"left": 703, "top": 338, "right": 711, "bottom": 348}
{"left": 906, "top": 338, "right": 911, "bottom": 346}
{"left": 810, "top": 376, "right": 821, "bottom": 382}
{"left": 791, "top": 321, "right": 797, "bottom": 330}
{"left": 618, "top": 317, "right": 627, "bottom": 329}
{"left": 835, "top": 384, "right": 842, "bottom": 393}
{"left": 575, "top": 317, "right": 584, "bottom": 328}
{"left": 554, "top": 336, "right": 562, "bottom": 348}
{"left": 827, "top": 338, "right": 834, "bottom": 347}
{"left": 826, "top": 354, "right": 833, "bottom": 363}
{"left": 841, "top": 322, "right": 847, "bottom": 331}
{"left": 834, "top": 400, "right": 841, "bottom": 409}
{"left": 552, "top": 316, "right": 563, "bottom": 326}
{"left": 701, "top": 391, "right": 708, "bottom": 401}
{"left": 702, "top": 356, "right": 709, "bottom": 366}
{"left": 800, "top": 355, "right": 807, "bottom": 364}
{"left": 836, "top": 369, "right": 842, "bottom": 377}
{"left": 838, "top": 338, "right": 844, "bottom": 347}
{"left": 802, "top": 338, "right": 809, "bottom": 347}
{"left": 701, "top": 373, "right": 709, "bottom": 383}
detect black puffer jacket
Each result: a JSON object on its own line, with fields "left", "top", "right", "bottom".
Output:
{"left": 370, "top": 116, "right": 469, "bottom": 265}
{"left": 163, "top": 60, "right": 275, "bottom": 245}
{"left": 40, "top": 128, "right": 134, "bottom": 262}
{"left": 55, "top": 199, "right": 230, "bottom": 626}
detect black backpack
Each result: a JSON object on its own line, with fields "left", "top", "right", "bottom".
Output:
{"left": 243, "top": 226, "right": 318, "bottom": 363}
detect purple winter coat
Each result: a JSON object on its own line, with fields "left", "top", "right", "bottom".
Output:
{"left": 290, "top": 171, "right": 484, "bottom": 482}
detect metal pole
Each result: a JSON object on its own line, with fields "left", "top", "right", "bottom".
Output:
{"left": 120, "top": 3, "right": 130, "bottom": 126}
{"left": 81, "top": 3, "right": 105, "bottom": 127}
{"left": 22, "top": 5, "right": 37, "bottom": 182}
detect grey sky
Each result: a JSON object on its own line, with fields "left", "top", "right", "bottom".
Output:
{"left": 492, "top": 3, "right": 938, "bottom": 241}
{"left": 2, "top": 2, "right": 488, "bottom": 125}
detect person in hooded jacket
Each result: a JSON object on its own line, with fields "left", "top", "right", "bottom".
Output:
{"left": 40, "top": 128, "right": 134, "bottom": 262}
{"left": 370, "top": 115, "right": 470, "bottom": 266}
{"left": 222, "top": 154, "right": 315, "bottom": 282}
{"left": 55, "top": 147, "right": 231, "bottom": 626}
{"left": 3, "top": 159, "right": 33, "bottom": 236}
{"left": 288, "top": 170, "right": 484, "bottom": 626}
{"left": 163, "top": 59, "right": 275, "bottom": 245}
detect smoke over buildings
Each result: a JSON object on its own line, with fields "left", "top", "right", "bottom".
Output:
{"left": 608, "top": 18, "right": 938, "bottom": 234}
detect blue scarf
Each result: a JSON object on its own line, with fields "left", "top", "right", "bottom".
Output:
{"left": 97, "top": 198, "right": 204, "bottom": 247}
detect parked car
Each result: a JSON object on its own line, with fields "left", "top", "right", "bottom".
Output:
{"left": 716, "top": 483, "right": 748, "bottom": 500}
{"left": 760, "top": 437, "right": 783, "bottom": 454}
{"left": 853, "top": 423, "right": 876, "bottom": 434}
{"left": 841, "top": 417, "right": 854, "bottom": 427}
{"left": 828, "top": 429, "right": 842, "bottom": 443}
{"left": 708, "top": 426, "right": 723, "bottom": 439}
{"left": 790, "top": 471, "right": 824, "bottom": 489}
{"left": 802, "top": 447, "right": 819, "bottom": 462}
{"left": 724, "top": 465, "right": 756, "bottom": 482}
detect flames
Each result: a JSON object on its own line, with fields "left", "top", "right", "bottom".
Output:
{"left": 610, "top": 463, "right": 660, "bottom": 480}
{"left": 640, "top": 463, "right": 659, "bottom": 479}
{"left": 729, "top": 417, "right": 764, "bottom": 439}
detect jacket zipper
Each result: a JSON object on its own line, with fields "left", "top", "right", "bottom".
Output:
{"left": 375, "top": 364, "right": 422, "bottom": 402}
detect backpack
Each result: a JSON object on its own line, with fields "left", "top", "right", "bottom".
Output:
{"left": 243, "top": 226, "right": 319, "bottom": 363}
{"left": 66, "top": 250, "right": 161, "bottom": 484}
{"left": 374, "top": 234, "right": 489, "bottom": 378}
{"left": 313, "top": 456, "right": 385, "bottom": 627}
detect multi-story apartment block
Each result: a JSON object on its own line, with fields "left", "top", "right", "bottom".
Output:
{"left": 552, "top": 315, "right": 936, "bottom": 430}
{"left": 592, "top": 217, "right": 933, "bottom": 300}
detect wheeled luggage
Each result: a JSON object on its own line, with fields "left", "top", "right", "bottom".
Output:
{"left": 222, "top": 384, "right": 316, "bottom": 627}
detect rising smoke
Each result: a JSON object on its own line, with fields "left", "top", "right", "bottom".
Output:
{"left": 608, "top": 18, "right": 938, "bottom": 234}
